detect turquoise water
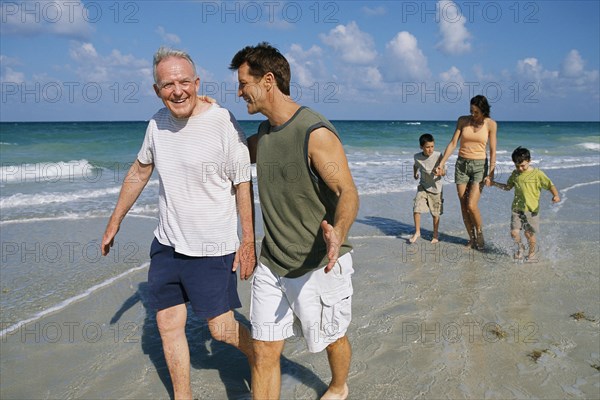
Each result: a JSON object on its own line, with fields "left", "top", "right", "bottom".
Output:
{"left": 1, "top": 118, "right": 599, "bottom": 335}
{"left": 1, "top": 119, "right": 599, "bottom": 221}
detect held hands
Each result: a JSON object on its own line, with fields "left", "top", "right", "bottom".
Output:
{"left": 434, "top": 165, "right": 445, "bottom": 177}
{"left": 321, "top": 220, "right": 341, "bottom": 273}
{"left": 233, "top": 240, "right": 256, "bottom": 280}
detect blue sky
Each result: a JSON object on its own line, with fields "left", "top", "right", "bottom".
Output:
{"left": 1, "top": 0, "right": 599, "bottom": 121}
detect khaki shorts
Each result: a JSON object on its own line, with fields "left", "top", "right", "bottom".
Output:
{"left": 455, "top": 157, "right": 488, "bottom": 185}
{"left": 511, "top": 210, "right": 540, "bottom": 234}
{"left": 250, "top": 252, "right": 353, "bottom": 353}
{"left": 413, "top": 186, "right": 443, "bottom": 216}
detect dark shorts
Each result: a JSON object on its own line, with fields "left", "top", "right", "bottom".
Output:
{"left": 455, "top": 157, "right": 488, "bottom": 185}
{"left": 147, "top": 238, "right": 241, "bottom": 318}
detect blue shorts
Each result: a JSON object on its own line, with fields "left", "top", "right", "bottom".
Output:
{"left": 147, "top": 238, "right": 242, "bottom": 318}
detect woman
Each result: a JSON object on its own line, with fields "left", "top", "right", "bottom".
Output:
{"left": 436, "top": 95, "right": 497, "bottom": 249}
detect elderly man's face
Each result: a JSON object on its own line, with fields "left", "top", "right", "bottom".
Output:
{"left": 154, "top": 57, "right": 200, "bottom": 119}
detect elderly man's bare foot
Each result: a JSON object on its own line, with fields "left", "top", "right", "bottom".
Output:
{"left": 409, "top": 232, "right": 420, "bottom": 243}
{"left": 321, "top": 383, "right": 348, "bottom": 400}
{"left": 431, "top": 236, "right": 439, "bottom": 244}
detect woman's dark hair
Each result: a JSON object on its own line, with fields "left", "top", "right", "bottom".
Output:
{"left": 470, "top": 95, "right": 491, "bottom": 117}
{"left": 229, "top": 42, "right": 291, "bottom": 96}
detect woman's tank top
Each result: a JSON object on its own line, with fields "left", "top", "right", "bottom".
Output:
{"left": 458, "top": 122, "right": 488, "bottom": 159}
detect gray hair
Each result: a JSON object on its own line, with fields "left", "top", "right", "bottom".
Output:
{"left": 153, "top": 47, "right": 197, "bottom": 84}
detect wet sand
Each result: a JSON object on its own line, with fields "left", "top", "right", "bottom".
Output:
{"left": 1, "top": 176, "right": 599, "bottom": 399}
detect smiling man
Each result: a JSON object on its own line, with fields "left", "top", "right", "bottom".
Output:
{"left": 102, "top": 47, "right": 256, "bottom": 400}
{"left": 230, "top": 42, "right": 359, "bottom": 400}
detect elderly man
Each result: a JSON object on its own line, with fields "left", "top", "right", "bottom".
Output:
{"left": 102, "top": 47, "right": 255, "bottom": 399}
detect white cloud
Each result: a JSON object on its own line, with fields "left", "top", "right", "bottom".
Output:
{"left": 320, "top": 21, "right": 377, "bottom": 65}
{"left": 436, "top": 0, "right": 472, "bottom": 55}
{"left": 516, "top": 57, "right": 558, "bottom": 81}
{"left": 440, "top": 66, "right": 464, "bottom": 84}
{"left": 0, "top": 0, "right": 92, "bottom": 39}
{"left": 561, "top": 49, "right": 584, "bottom": 78}
{"left": 69, "top": 42, "right": 99, "bottom": 62}
{"left": 156, "top": 26, "right": 181, "bottom": 45}
{"left": 285, "top": 44, "right": 326, "bottom": 87}
{"left": 472, "top": 64, "right": 495, "bottom": 82}
{"left": 385, "top": 31, "right": 431, "bottom": 80}
{"left": 1, "top": 67, "right": 25, "bottom": 84}
{"left": 515, "top": 51, "right": 598, "bottom": 99}
{"left": 0, "top": 55, "right": 22, "bottom": 68}
{"left": 68, "top": 42, "right": 151, "bottom": 84}
{"left": 363, "top": 66, "right": 384, "bottom": 87}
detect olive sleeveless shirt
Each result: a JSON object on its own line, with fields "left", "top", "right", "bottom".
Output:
{"left": 256, "top": 107, "right": 353, "bottom": 278}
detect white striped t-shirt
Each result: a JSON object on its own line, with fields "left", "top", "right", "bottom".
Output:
{"left": 138, "top": 104, "right": 251, "bottom": 257}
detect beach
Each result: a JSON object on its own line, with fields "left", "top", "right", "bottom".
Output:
{"left": 2, "top": 169, "right": 599, "bottom": 399}
{"left": 1, "top": 120, "right": 599, "bottom": 398}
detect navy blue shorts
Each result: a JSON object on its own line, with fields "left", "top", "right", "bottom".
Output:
{"left": 147, "top": 238, "right": 242, "bottom": 319}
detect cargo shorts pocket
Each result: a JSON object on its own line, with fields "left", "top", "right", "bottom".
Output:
{"left": 320, "top": 284, "right": 353, "bottom": 338}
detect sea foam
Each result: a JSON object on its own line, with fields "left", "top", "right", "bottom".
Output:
{"left": 1, "top": 160, "right": 98, "bottom": 184}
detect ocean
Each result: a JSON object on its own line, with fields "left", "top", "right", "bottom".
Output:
{"left": 1, "top": 119, "right": 599, "bottom": 333}
{"left": 2, "top": 119, "right": 600, "bottom": 399}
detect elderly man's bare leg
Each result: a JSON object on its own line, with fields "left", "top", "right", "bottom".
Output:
{"left": 157, "top": 304, "right": 192, "bottom": 400}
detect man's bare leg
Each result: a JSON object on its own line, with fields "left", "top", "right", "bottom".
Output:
{"left": 252, "top": 339, "right": 285, "bottom": 399}
{"left": 156, "top": 304, "right": 192, "bottom": 400}
{"left": 207, "top": 310, "right": 254, "bottom": 364}
{"left": 321, "top": 335, "right": 351, "bottom": 400}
